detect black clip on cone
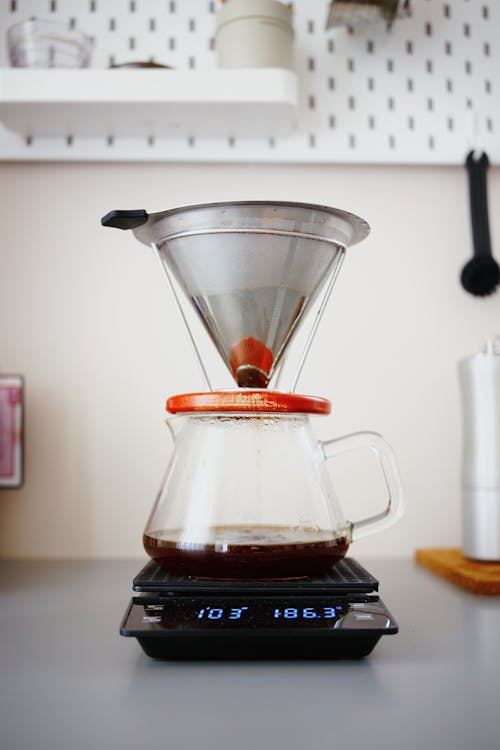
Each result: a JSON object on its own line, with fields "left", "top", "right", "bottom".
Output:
{"left": 101, "top": 209, "right": 149, "bottom": 230}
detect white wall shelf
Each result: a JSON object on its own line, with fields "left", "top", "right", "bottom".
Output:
{"left": 0, "top": 68, "right": 298, "bottom": 139}
{"left": 0, "top": 0, "right": 497, "bottom": 164}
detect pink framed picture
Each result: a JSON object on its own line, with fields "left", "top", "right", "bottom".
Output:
{"left": 0, "top": 375, "right": 24, "bottom": 488}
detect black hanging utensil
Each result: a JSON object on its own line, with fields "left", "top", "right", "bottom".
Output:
{"left": 460, "top": 150, "right": 499, "bottom": 297}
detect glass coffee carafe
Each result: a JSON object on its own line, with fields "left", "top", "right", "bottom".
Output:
{"left": 143, "top": 391, "right": 403, "bottom": 579}
{"left": 102, "top": 201, "right": 404, "bottom": 579}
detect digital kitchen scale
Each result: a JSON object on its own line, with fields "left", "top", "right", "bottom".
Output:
{"left": 120, "top": 558, "right": 398, "bottom": 660}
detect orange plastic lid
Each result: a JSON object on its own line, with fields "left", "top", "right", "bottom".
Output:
{"left": 166, "top": 391, "right": 331, "bottom": 415}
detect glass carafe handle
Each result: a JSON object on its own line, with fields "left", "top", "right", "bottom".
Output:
{"left": 321, "top": 432, "right": 404, "bottom": 541}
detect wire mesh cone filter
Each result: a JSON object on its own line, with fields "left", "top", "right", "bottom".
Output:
{"left": 131, "top": 201, "right": 369, "bottom": 387}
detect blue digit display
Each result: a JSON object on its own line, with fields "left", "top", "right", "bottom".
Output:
{"left": 302, "top": 608, "right": 317, "bottom": 619}
{"left": 207, "top": 608, "right": 224, "bottom": 620}
{"left": 273, "top": 606, "right": 338, "bottom": 620}
{"left": 229, "top": 607, "right": 248, "bottom": 620}
{"left": 193, "top": 600, "right": 346, "bottom": 627}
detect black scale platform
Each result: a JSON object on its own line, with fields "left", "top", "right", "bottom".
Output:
{"left": 133, "top": 557, "right": 379, "bottom": 594}
{"left": 121, "top": 559, "right": 397, "bottom": 660}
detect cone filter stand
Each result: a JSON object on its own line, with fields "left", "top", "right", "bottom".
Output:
{"left": 102, "top": 201, "right": 369, "bottom": 392}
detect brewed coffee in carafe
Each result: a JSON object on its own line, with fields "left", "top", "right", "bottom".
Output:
{"left": 143, "top": 528, "right": 350, "bottom": 579}
{"left": 101, "top": 202, "right": 403, "bottom": 579}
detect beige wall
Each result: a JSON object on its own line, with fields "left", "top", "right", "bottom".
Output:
{"left": 1, "top": 160, "right": 499, "bottom": 559}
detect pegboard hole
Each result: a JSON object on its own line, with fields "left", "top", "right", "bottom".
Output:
{"left": 150, "top": 18, "right": 156, "bottom": 32}
{"left": 130, "top": 1, "right": 136, "bottom": 12}
{"left": 109, "top": 18, "right": 116, "bottom": 32}
{"left": 389, "top": 135, "right": 396, "bottom": 150}
{"left": 484, "top": 42, "right": 490, "bottom": 56}
{"left": 308, "top": 57, "right": 315, "bottom": 72}
{"left": 482, "top": 5, "right": 489, "bottom": 20}
{"left": 447, "top": 117, "right": 454, "bottom": 132}
{"left": 189, "top": 19, "right": 196, "bottom": 32}
{"left": 465, "top": 60, "right": 472, "bottom": 75}
{"left": 169, "top": 37, "right": 176, "bottom": 51}
{"left": 443, "top": 4, "right": 451, "bottom": 18}
{"left": 368, "top": 115, "right": 375, "bottom": 130}
{"left": 329, "top": 115, "right": 336, "bottom": 129}
{"left": 463, "top": 23, "right": 470, "bottom": 38}
{"left": 485, "top": 80, "right": 492, "bottom": 94}
{"left": 428, "top": 135, "right": 435, "bottom": 150}
{"left": 309, "top": 134, "right": 316, "bottom": 148}
{"left": 387, "top": 59, "right": 394, "bottom": 73}
{"left": 486, "top": 118, "right": 493, "bottom": 132}
{"left": 446, "top": 79, "right": 453, "bottom": 93}
{"left": 367, "top": 40, "right": 374, "bottom": 54}
{"left": 25, "top": 135, "right": 33, "bottom": 147}
{"left": 308, "top": 20, "right": 315, "bottom": 34}
{"left": 367, "top": 77, "right": 375, "bottom": 91}
{"left": 348, "top": 96, "right": 355, "bottom": 111}
{"left": 328, "top": 76, "right": 335, "bottom": 91}
{"left": 169, "top": 1, "right": 176, "bottom": 12}
{"left": 347, "top": 58, "right": 355, "bottom": 72}
{"left": 445, "top": 41, "right": 452, "bottom": 55}
{"left": 147, "top": 136, "right": 155, "bottom": 147}
{"left": 406, "top": 40, "right": 413, "bottom": 54}
{"left": 348, "top": 134, "right": 356, "bottom": 149}
{"left": 427, "top": 97, "right": 434, "bottom": 112}
{"left": 407, "top": 78, "right": 414, "bottom": 92}
{"left": 408, "top": 115, "right": 415, "bottom": 130}
{"left": 424, "top": 22, "right": 432, "bottom": 36}
{"left": 10, "top": 0, "right": 17, "bottom": 12}
{"left": 129, "top": 36, "right": 135, "bottom": 51}
{"left": 426, "top": 59, "right": 433, "bottom": 73}
{"left": 327, "top": 39, "right": 335, "bottom": 54}
{"left": 308, "top": 95, "right": 316, "bottom": 110}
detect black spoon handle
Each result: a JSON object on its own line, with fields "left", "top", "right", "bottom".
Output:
{"left": 466, "top": 150, "right": 492, "bottom": 258}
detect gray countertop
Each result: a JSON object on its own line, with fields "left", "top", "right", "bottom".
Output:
{"left": 1, "top": 558, "right": 499, "bottom": 750}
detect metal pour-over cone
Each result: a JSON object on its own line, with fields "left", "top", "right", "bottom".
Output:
{"left": 102, "top": 201, "right": 369, "bottom": 387}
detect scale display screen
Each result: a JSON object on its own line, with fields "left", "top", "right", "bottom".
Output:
{"left": 127, "top": 597, "right": 353, "bottom": 631}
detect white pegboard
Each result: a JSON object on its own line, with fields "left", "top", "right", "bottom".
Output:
{"left": 0, "top": 0, "right": 498, "bottom": 164}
